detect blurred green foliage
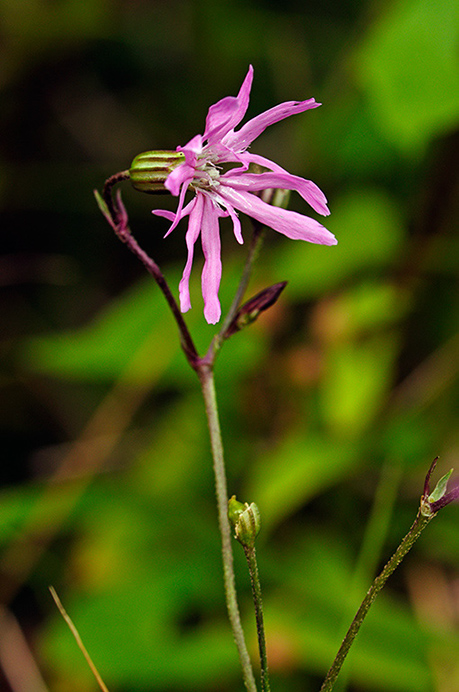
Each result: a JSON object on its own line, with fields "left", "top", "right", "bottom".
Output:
{"left": 0, "top": 1, "right": 458, "bottom": 691}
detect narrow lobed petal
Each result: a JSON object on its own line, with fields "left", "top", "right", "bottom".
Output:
{"left": 223, "top": 203, "right": 244, "bottom": 244}
{"left": 152, "top": 209, "right": 176, "bottom": 222}
{"left": 203, "top": 66, "right": 254, "bottom": 145}
{"left": 221, "top": 170, "right": 330, "bottom": 216}
{"left": 153, "top": 198, "right": 195, "bottom": 238}
{"left": 200, "top": 196, "right": 224, "bottom": 324}
{"left": 223, "top": 98, "right": 320, "bottom": 152}
{"left": 163, "top": 172, "right": 196, "bottom": 236}
{"left": 218, "top": 186, "right": 337, "bottom": 246}
{"left": 178, "top": 196, "right": 203, "bottom": 313}
{"left": 232, "top": 151, "right": 288, "bottom": 174}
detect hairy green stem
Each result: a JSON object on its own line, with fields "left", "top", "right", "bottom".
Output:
{"left": 333, "top": 462, "right": 402, "bottom": 692}
{"left": 319, "top": 508, "right": 436, "bottom": 692}
{"left": 198, "top": 366, "right": 257, "bottom": 692}
{"left": 244, "top": 545, "right": 270, "bottom": 692}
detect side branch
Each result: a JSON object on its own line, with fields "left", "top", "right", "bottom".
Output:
{"left": 319, "top": 508, "right": 435, "bottom": 692}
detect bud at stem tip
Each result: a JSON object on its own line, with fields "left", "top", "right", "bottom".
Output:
{"left": 129, "top": 151, "right": 185, "bottom": 193}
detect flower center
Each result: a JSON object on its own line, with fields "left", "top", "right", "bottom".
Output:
{"left": 192, "top": 159, "right": 221, "bottom": 191}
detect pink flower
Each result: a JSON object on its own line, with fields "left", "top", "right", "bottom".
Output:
{"left": 153, "top": 65, "right": 337, "bottom": 324}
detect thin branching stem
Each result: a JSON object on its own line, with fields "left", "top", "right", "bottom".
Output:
{"left": 243, "top": 545, "right": 270, "bottom": 692}
{"left": 319, "top": 508, "right": 436, "bottom": 692}
{"left": 101, "top": 174, "right": 199, "bottom": 365}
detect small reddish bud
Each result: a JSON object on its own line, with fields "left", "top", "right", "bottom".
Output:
{"left": 224, "top": 281, "right": 288, "bottom": 338}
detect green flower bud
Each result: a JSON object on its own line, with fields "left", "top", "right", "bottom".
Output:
{"left": 228, "top": 495, "right": 246, "bottom": 526}
{"left": 228, "top": 496, "right": 261, "bottom": 548}
{"left": 129, "top": 150, "right": 185, "bottom": 193}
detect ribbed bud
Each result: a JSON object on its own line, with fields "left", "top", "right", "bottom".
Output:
{"left": 228, "top": 496, "right": 261, "bottom": 548}
{"left": 129, "top": 150, "right": 185, "bottom": 193}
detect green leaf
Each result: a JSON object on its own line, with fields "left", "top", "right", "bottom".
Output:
{"left": 356, "top": 0, "right": 459, "bottom": 153}
{"left": 246, "top": 434, "right": 360, "bottom": 533}
{"left": 20, "top": 278, "right": 179, "bottom": 383}
{"left": 320, "top": 333, "right": 399, "bottom": 437}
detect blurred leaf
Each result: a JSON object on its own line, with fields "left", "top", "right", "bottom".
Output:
{"left": 312, "top": 280, "right": 409, "bottom": 341}
{"left": 320, "top": 333, "right": 399, "bottom": 437}
{"left": 131, "top": 392, "right": 209, "bottom": 501}
{"left": 381, "top": 415, "right": 436, "bottom": 469}
{"left": 0, "top": 482, "right": 86, "bottom": 546}
{"left": 272, "top": 189, "right": 404, "bottom": 298}
{"left": 21, "top": 278, "right": 179, "bottom": 383}
{"left": 246, "top": 434, "right": 360, "bottom": 533}
{"left": 20, "top": 257, "right": 270, "bottom": 388}
{"left": 40, "top": 482, "right": 241, "bottom": 690}
{"left": 356, "top": 0, "right": 459, "bottom": 153}
{"left": 313, "top": 90, "right": 401, "bottom": 179}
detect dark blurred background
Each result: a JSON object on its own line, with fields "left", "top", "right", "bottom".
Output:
{"left": 1, "top": 1, "right": 458, "bottom": 691}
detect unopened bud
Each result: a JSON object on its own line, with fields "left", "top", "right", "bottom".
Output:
{"left": 228, "top": 496, "right": 246, "bottom": 525}
{"left": 224, "top": 282, "right": 287, "bottom": 338}
{"left": 129, "top": 150, "right": 185, "bottom": 193}
{"left": 228, "top": 496, "right": 261, "bottom": 548}
{"left": 421, "top": 458, "right": 459, "bottom": 516}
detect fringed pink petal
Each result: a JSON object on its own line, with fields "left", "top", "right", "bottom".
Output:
{"left": 200, "top": 197, "right": 224, "bottom": 324}
{"left": 178, "top": 196, "right": 203, "bottom": 313}
{"left": 218, "top": 186, "right": 337, "bottom": 246}
{"left": 203, "top": 66, "right": 254, "bottom": 145}
{"left": 223, "top": 98, "right": 320, "bottom": 152}
{"left": 221, "top": 170, "right": 330, "bottom": 216}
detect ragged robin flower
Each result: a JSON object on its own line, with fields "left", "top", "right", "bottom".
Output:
{"left": 131, "top": 65, "right": 337, "bottom": 324}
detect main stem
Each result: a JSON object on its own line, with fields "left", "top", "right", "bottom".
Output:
{"left": 319, "top": 509, "right": 435, "bottom": 692}
{"left": 198, "top": 365, "right": 257, "bottom": 692}
{"left": 102, "top": 174, "right": 260, "bottom": 691}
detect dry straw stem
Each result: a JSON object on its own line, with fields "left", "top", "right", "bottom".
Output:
{"left": 49, "top": 586, "right": 110, "bottom": 692}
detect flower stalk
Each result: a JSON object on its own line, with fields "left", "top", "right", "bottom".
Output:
{"left": 228, "top": 497, "right": 270, "bottom": 692}
{"left": 94, "top": 178, "right": 199, "bottom": 366}
{"left": 197, "top": 368, "right": 257, "bottom": 692}
{"left": 319, "top": 507, "right": 435, "bottom": 692}
{"left": 243, "top": 544, "right": 270, "bottom": 692}
{"left": 95, "top": 65, "right": 341, "bottom": 692}
{"left": 97, "top": 173, "right": 267, "bottom": 689}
